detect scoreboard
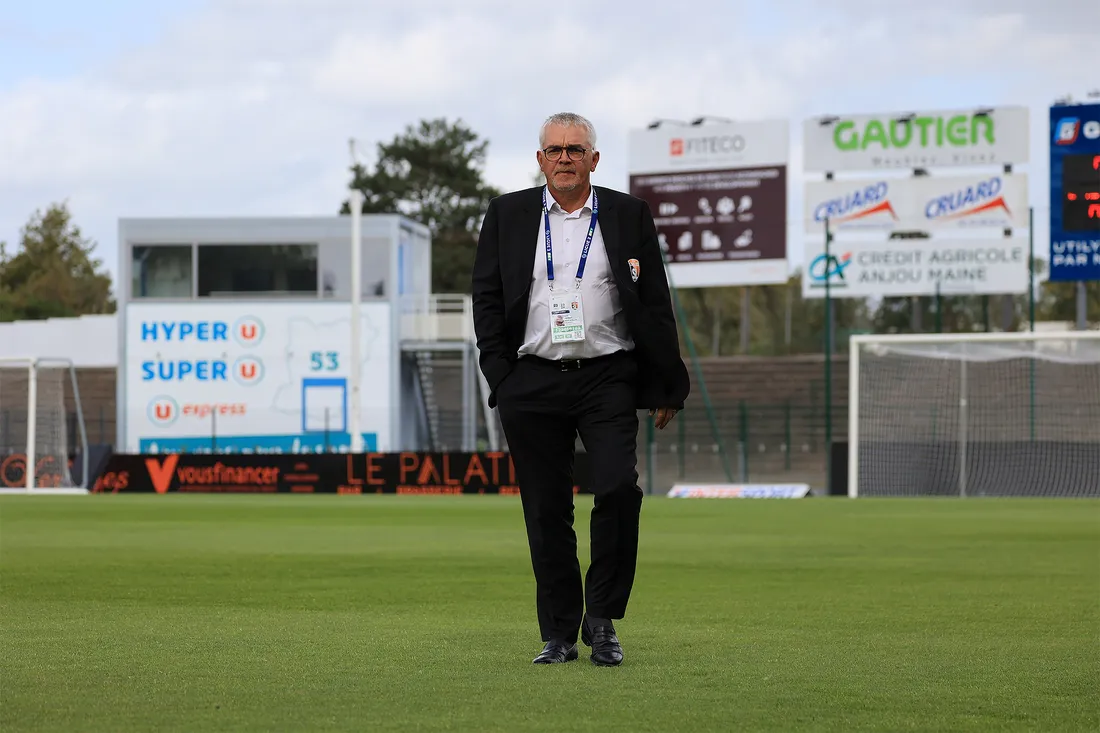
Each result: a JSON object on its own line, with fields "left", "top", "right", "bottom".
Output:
{"left": 1060, "top": 154, "right": 1100, "bottom": 231}
{"left": 1049, "top": 103, "right": 1100, "bottom": 282}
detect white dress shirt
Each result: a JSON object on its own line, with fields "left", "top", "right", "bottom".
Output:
{"left": 518, "top": 186, "right": 635, "bottom": 361}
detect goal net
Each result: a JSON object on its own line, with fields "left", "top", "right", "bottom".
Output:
{"left": 848, "top": 331, "right": 1100, "bottom": 498}
{"left": 0, "top": 357, "right": 89, "bottom": 493}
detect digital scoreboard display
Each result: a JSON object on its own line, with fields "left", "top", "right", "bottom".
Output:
{"left": 1061, "top": 154, "right": 1100, "bottom": 231}
{"left": 1049, "top": 103, "right": 1100, "bottom": 282}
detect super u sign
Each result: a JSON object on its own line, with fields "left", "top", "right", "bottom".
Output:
{"left": 233, "top": 356, "right": 265, "bottom": 386}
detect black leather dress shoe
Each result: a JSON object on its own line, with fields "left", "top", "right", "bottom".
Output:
{"left": 581, "top": 618, "right": 624, "bottom": 666}
{"left": 532, "top": 640, "right": 578, "bottom": 665}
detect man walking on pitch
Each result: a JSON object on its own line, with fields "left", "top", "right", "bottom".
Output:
{"left": 471, "top": 112, "right": 690, "bottom": 666}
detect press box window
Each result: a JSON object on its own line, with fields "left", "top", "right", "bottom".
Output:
{"left": 131, "top": 245, "right": 193, "bottom": 298}
{"left": 198, "top": 244, "right": 318, "bottom": 296}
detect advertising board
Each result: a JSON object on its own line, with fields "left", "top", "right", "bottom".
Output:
{"left": 1048, "top": 102, "right": 1100, "bottom": 282}
{"left": 803, "top": 173, "right": 1029, "bottom": 234}
{"left": 666, "top": 483, "right": 810, "bottom": 499}
{"left": 628, "top": 121, "right": 789, "bottom": 287}
{"left": 803, "top": 106, "right": 1030, "bottom": 172}
{"left": 123, "top": 302, "right": 391, "bottom": 453}
{"left": 801, "top": 238, "right": 1029, "bottom": 298}
{"left": 89, "top": 452, "right": 592, "bottom": 495}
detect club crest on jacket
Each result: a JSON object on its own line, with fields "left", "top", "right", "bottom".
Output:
{"left": 627, "top": 258, "right": 640, "bottom": 283}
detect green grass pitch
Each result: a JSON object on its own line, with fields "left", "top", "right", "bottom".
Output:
{"left": 1, "top": 495, "right": 1097, "bottom": 732}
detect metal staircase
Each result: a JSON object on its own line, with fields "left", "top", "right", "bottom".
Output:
{"left": 413, "top": 351, "right": 442, "bottom": 450}
{"left": 410, "top": 349, "right": 471, "bottom": 451}
{"left": 399, "top": 295, "right": 501, "bottom": 452}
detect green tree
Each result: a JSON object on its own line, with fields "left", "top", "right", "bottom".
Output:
{"left": 1034, "top": 258, "right": 1100, "bottom": 325}
{"left": 0, "top": 202, "right": 115, "bottom": 322}
{"left": 867, "top": 254, "right": 1096, "bottom": 334}
{"left": 671, "top": 274, "right": 872, "bottom": 357}
{"left": 1038, "top": 280, "right": 1100, "bottom": 323}
{"left": 871, "top": 294, "right": 994, "bottom": 334}
{"left": 341, "top": 118, "right": 501, "bottom": 293}
{"left": 675, "top": 287, "right": 742, "bottom": 356}
{"left": 775, "top": 272, "right": 872, "bottom": 355}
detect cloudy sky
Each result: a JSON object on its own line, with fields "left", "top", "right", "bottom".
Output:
{"left": 2, "top": 0, "right": 1097, "bottom": 293}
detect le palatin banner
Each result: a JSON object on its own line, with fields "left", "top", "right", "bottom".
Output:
{"left": 91, "top": 452, "right": 592, "bottom": 495}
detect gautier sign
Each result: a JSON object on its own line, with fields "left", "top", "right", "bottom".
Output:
{"left": 803, "top": 106, "right": 1030, "bottom": 172}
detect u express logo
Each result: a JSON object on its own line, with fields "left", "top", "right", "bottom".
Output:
{"left": 146, "top": 398, "right": 249, "bottom": 428}
{"left": 233, "top": 317, "right": 264, "bottom": 347}
{"left": 148, "top": 396, "right": 180, "bottom": 426}
{"left": 233, "top": 357, "right": 264, "bottom": 386}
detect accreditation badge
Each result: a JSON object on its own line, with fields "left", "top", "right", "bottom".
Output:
{"left": 549, "top": 291, "right": 586, "bottom": 343}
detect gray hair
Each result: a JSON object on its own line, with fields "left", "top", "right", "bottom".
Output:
{"left": 539, "top": 112, "right": 598, "bottom": 150}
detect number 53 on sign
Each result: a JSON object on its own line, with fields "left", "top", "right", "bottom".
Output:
{"left": 310, "top": 351, "right": 339, "bottom": 371}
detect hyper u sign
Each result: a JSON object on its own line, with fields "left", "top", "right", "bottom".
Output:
{"left": 1049, "top": 102, "right": 1100, "bottom": 282}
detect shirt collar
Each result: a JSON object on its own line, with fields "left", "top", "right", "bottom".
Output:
{"left": 544, "top": 185, "right": 594, "bottom": 216}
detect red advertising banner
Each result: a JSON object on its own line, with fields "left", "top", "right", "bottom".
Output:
{"left": 89, "top": 452, "right": 593, "bottom": 495}
{"left": 0, "top": 452, "right": 72, "bottom": 488}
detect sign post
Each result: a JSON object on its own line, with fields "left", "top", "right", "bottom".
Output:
{"left": 628, "top": 118, "right": 793, "bottom": 484}
{"left": 804, "top": 105, "right": 1030, "bottom": 494}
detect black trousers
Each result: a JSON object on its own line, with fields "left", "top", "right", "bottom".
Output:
{"left": 495, "top": 350, "right": 642, "bottom": 644}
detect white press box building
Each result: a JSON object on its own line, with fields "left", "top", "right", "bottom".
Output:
{"left": 0, "top": 214, "right": 500, "bottom": 455}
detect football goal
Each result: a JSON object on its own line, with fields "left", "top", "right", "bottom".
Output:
{"left": 0, "top": 357, "right": 89, "bottom": 494}
{"left": 848, "top": 331, "right": 1100, "bottom": 498}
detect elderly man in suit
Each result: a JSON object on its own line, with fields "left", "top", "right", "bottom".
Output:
{"left": 471, "top": 112, "right": 690, "bottom": 666}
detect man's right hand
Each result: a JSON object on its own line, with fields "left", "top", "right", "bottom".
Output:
{"left": 649, "top": 407, "right": 678, "bottom": 430}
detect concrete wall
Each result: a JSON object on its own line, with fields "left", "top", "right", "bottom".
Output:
{"left": 0, "top": 315, "right": 117, "bottom": 367}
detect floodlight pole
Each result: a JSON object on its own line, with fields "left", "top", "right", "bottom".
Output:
{"left": 25, "top": 358, "right": 38, "bottom": 491}
{"left": 349, "top": 139, "right": 364, "bottom": 454}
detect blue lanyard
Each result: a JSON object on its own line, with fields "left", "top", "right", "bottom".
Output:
{"left": 543, "top": 187, "right": 599, "bottom": 291}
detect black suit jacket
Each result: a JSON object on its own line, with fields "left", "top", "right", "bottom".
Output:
{"left": 471, "top": 184, "right": 691, "bottom": 411}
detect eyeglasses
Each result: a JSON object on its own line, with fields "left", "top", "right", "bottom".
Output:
{"left": 541, "top": 145, "right": 589, "bottom": 161}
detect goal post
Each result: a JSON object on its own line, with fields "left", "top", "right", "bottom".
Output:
{"left": 0, "top": 357, "right": 89, "bottom": 494}
{"left": 848, "top": 331, "right": 1100, "bottom": 498}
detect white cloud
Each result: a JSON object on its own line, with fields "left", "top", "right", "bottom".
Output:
{"left": 1, "top": 0, "right": 1096, "bottom": 290}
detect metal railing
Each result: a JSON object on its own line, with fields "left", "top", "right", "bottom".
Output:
{"left": 625, "top": 398, "right": 853, "bottom": 495}
{"left": 399, "top": 294, "right": 474, "bottom": 343}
